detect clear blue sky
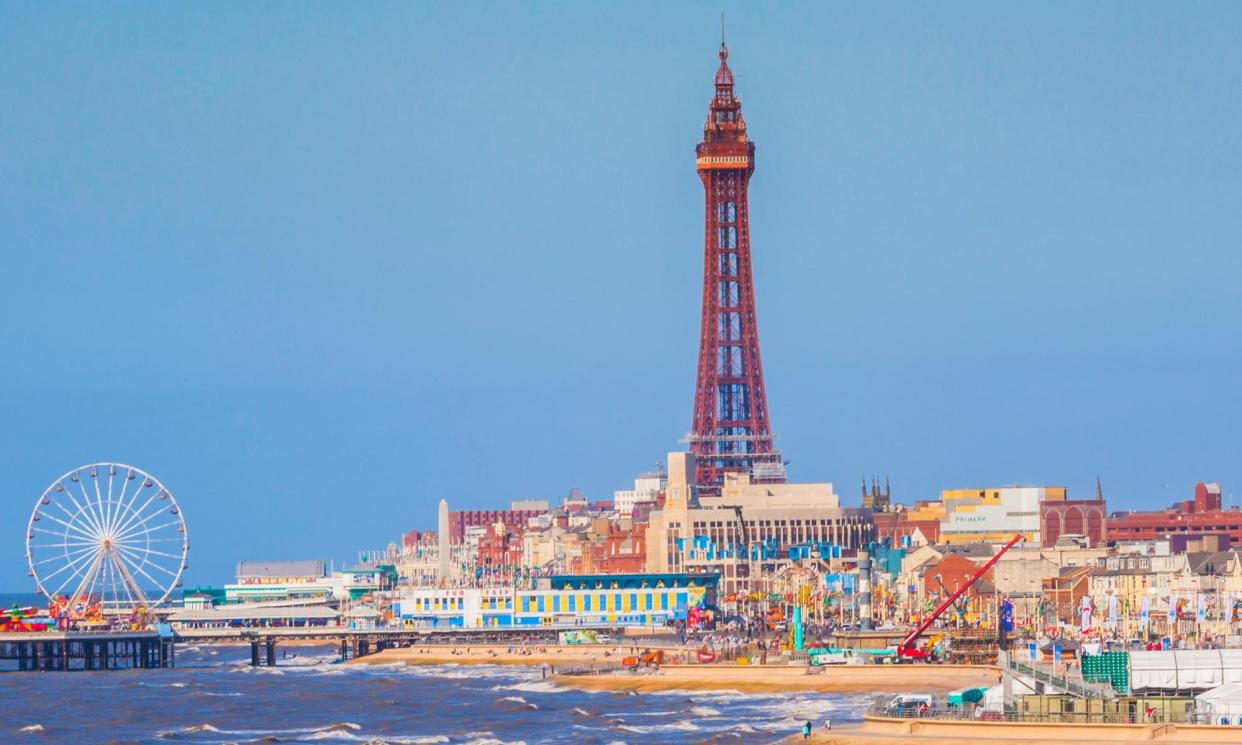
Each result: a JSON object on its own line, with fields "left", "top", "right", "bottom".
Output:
{"left": 2, "top": 3, "right": 1240, "bottom": 588}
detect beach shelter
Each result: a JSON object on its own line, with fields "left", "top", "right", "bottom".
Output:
{"left": 1196, "top": 683, "right": 1242, "bottom": 725}
{"left": 344, "top": 606, "right": 382, "bottom": 630}
{"left": 947, "top": 687, "right": 987, "bottom": 706}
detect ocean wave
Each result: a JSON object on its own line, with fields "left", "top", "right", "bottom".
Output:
{"left": 600, "top": 710, "right": 677, "bottom": 718}
{"left": 494, "top": 680, "right": 564, "bottom": 694}
{"left": 689, "top": 705, "right": 721, "bottom": 717}
{"left": 182, "top": 724, "right": 220, "bottom": 733}
{"left": 617, "top": 720, "right": 700, "bottom": 734}
{"left": 18, "top": 724, "right": 44, "bottom": 733}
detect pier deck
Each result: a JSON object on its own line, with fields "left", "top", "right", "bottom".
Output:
{"left": 0, "top": 630, "right": 174, "bottom": 671}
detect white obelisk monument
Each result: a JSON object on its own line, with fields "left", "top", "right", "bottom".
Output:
{"left": 437, "top": 498, "right": 450, "bottom": 582}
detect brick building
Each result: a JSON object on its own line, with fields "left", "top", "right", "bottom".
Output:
{"left": 1108, "top": 482, "right": 1242, "bottom": 545}
{"left": 447, "top": 502, "right": 548, "bottom": 543}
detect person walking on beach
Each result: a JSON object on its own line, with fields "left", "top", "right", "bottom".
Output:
{"left": 802, "top": 720, "right": 812, "bottom": 739}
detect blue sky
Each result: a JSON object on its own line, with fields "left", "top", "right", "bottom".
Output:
{"left": 2, "top": 3, "right": 1240, "bottom": 588}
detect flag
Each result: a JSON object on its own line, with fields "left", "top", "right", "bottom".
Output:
{"left": 1167, "top": 592, "right": 1177, "bottom": 622}
{"left": 1140, "top": 595, "right": 1150, "bottom": 630}
{"left": 1197, "top": 593, "right": 1207, "bottom": 625}
{"left": 1080, "top": 595, "right": 1093, "bottom": 632}
{"left": 1001, "top": 598, "right": 1014, "bottom": 633}
{"left": 1108, "top": 594, "right": 1118, "bottom": 630}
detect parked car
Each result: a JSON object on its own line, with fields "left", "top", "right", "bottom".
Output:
{"left": 885, "top": 695, "right": 935, "bottom": 717}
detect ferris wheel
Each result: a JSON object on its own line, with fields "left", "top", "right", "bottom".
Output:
{"left": 26, "top": 463, "right": 188, "bottom": 616}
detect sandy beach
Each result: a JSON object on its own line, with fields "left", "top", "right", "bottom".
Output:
{"left": 352, "top": 645, "right": 999, "bottom": 694}
{"left": 350, "top": 643, "right": 634, "bottom": 668}
{"left": 551, "top": 663, "right": 999, "bottom": 694}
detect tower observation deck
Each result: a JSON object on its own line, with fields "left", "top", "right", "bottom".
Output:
{"left": 689, "top": 40, "right": 784, "bottom": 492}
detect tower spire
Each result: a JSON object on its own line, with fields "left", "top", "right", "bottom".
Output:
{"left": 690, "top": 40, "right": 778, "bottom": 491}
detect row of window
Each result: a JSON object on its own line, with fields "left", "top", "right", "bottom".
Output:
{"left": 518, "top": 591, "right": 684, "bottom": 615}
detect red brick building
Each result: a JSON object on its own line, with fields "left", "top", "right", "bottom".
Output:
{"left": 402, "top": 530, "right": 437, "bottom": 551}
{"left": 1107, "top": 482, "right": 1242, "bottom": 544}
{"left": 476, "top": 525, "right": 524, "bottom": 569}
{"left": 448, "top": 507, "right": 546, "bottom": 543}
{"left": 923, "top": 554, "right": 995, "bottom": 601}
{"left": 575, "top": 522, "right": 647, "bottom": 575}
{"left": 1040, "top": 499, "right": 1107, "bottom": 547}
{"left": 873, "top": 511, "right": 940, "bottom": 546}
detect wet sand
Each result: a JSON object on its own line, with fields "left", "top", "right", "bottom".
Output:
{"left": 351, "top": 643, "right": 632, "bottom": 668}
{"left": 354, "top": 646, "right": 999, "bottom": 695}
{"left": 552, "top": 663, "right": 999, "bottom": 694}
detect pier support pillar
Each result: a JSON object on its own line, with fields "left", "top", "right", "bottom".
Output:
{"left": 250, "top": 641, "right": 261, "bottom": 667}
{"left": 265, "top": 641, "right": 276, "bottom": 667}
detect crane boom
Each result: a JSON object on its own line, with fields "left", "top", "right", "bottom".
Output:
{"left": 898, "top": 533, "right": 1023, "bottom": 657}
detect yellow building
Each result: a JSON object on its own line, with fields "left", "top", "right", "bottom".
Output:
{"left": 913, "top": 486, "right": 1066, "bottom": 545}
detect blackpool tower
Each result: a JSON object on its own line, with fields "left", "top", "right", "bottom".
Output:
{"left": 689, "top": 40, "right": 784, "bottom": 491}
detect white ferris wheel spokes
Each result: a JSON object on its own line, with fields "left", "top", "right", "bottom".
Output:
{"left": 25, "top": 462, "right": 189, "bottom": 617}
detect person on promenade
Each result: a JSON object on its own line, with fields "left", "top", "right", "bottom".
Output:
{"left": 802, "top": 721, "right": 812, "bottom": 739}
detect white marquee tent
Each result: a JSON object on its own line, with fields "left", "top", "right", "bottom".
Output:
{"left": 1196, "top": 683, "right": 1242, "bottom": 726}
{"left": 1129, "top": 650, "right": 1242, "bottom": 692}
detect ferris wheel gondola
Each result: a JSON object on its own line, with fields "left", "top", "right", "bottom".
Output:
{"left": 25, "top": 462, "right": 189, "bottom": 619}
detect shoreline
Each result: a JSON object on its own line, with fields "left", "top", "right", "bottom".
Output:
{"left": 551, "top": 664, "right": 999, "bottom": 694}
{"left": 353, "top": 645, "right": 1000, "bottom": 694}
{"left": 349, "top": 643, "right": 632, "bottom": 668}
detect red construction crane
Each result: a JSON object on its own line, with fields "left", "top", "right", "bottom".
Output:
{"left": 897, "top": 533, "right": 1023, "bottom": 660}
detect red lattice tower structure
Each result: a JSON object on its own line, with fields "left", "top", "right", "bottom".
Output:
{"left": 689, "top": 40, "right": 784, "bottom": 492}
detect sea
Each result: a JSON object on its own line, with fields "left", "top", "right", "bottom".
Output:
{"left": 0, "top": 642, "right": 870, "bottom": 744}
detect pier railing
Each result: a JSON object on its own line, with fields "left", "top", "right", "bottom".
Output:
{"left": 1003, "top": 653, "right": 1116, "bottom": 699}
{"left": 863, "top": 698, "right": 1211, "bottom": 726}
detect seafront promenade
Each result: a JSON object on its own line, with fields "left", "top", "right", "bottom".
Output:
{"left": 804, "top": 715, "right": 1242, "bottom": 745}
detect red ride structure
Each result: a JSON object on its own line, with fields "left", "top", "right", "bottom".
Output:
{"left": 896, "top": 533, "right": 1023, "bottom": 660}
{"left": 690, "top": 39, "right": 783, "bottom": 492}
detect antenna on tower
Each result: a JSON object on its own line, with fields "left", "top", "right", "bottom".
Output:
{"left": 721, "top": 12, "right": 725, "bottom": 45}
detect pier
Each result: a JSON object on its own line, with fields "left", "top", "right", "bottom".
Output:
{"left": 1, "top": 624, "right": 626, "bottom": 670}
{"left": 0, "top": 631, "right": 175, "bottom": 671}
{"left": 176, "top": 624, "right": 625, "bottom": 665}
